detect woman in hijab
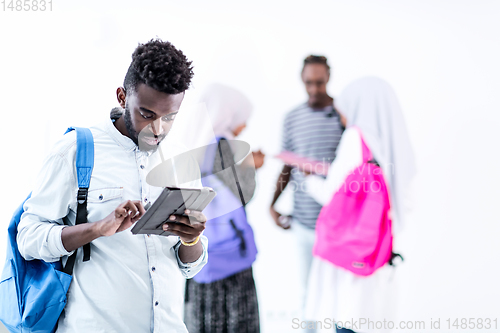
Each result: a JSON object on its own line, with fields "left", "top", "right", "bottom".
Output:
{"left": 303, "top": 77, "right": 416, "bottom": 333}
{"left": 184, "top": 83, "right": 264, "bottom": 333}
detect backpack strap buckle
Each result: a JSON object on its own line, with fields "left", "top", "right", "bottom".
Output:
{"left": 77, "top": 188, "right": 88, "bottom": 204}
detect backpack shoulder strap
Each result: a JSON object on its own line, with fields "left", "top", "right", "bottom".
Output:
{"left": 66, "top": 127, "right": 94, "bottom": 189}
{"left": 200, "top": 138, "right": 220, "bottom": 177}
{"left": 217, "top": 138, "right": 247, "bottom": 208}
{"left": 63, "top": 127, "right": 94, "bottom": 274}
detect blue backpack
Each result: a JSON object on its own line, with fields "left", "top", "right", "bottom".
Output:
{"left": 0, "top": 127, "right": 94, "bottom": 333}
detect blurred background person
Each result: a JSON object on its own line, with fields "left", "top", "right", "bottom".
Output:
{"left": 303, "top": 77, "right": 416, "bottom": 333}
{"left": 184, "top": 83, "right": 265, "bottom": 333}
{"left": 269, "top": 55, "right": 344, "bottom": 311}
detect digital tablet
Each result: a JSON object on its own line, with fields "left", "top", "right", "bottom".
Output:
{"left": 131, "top": 186, "right": 216, "bottom": 236}
{"left": 275, "top": 151, "right": 330, "bottom": 176}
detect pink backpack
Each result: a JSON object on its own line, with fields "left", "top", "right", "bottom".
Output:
{"left": 313, "top": 128, "right": 393, "bottom": 276}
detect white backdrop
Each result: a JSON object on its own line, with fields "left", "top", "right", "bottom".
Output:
{"left": 1, "top": 1, "right": 499, "bottom": 332}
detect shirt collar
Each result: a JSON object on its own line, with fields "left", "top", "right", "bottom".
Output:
{"left": 105, "top": 117, "right": 137, "bottom": 152}
{"left": 309, "top": 104, "right": 334, "bottom": 113}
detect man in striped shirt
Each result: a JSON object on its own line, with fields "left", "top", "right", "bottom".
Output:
{"left": 270, "top": 55, "right": 344, "bottom": 310}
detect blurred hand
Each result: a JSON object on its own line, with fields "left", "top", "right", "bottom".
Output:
{"left": 252, "top": 150, "right": 265, "bottom": 169}
{"left": 270, "top": 205, "right": 291, "bottom": 230}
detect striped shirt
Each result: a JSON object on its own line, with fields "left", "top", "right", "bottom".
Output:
{"left": 282, "top": 102, "right": 344, "bottom": 229}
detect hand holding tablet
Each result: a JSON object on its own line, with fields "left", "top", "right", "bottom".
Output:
{"left": 131, "top": 187, "right": 216, "bottom": 237}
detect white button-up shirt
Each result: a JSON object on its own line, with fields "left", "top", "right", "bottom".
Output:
{"left": 17, "top": 118, "right": 208, "bottom": 333}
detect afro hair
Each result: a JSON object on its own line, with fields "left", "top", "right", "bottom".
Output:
{"left": 123, "top": 38, "right": 194, "bottom": 95}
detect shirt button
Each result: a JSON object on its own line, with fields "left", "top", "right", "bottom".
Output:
{"left": 99, "top": 195, "right": 103, "bottom": 200}
{"left": 151, "top": 267, "right": 156, "bottom": 272}
{"left": 144, "top": 198, "right": 148, "bottom": 203}
{"left": 155, "top": 301, "right": 159, "bottom": 306}
{"left": 140, "top": 165, "right": 145, "bottom": 169}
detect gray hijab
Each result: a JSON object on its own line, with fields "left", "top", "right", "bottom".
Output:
{"left": 336, "top": 77, "right": 416, "bottom": 230}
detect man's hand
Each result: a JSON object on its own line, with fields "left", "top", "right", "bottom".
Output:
{"left": 252, "top": 150, "right": 265, "bottom": 169}
{"left": 162, "top": 209, "right": 206, "bottom": 243}
{"left": 62, "top": 200, "right": 146, "bottom": 252}
{"left": 97, "top": 200, "right": 146, "bottom": 237}
{"left": 270, "top": 205, "right": 291, "bottom": 230}
{"left": 164, "top": 209, "right": 206, "bottom": 264}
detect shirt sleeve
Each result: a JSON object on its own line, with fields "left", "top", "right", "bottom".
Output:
{"left": 17, "top": 140, "right": 77, "bottom": 262}
{"left": 305, "top": 128, "right": 363, "bottom": 206}
{"left": 173, "top": 235, "right": 208, "bottom": 279}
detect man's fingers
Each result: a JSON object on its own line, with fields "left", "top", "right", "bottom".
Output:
{"left": 136, "top": 201, "right": 146, "bottom": 216}
{"left": 119, "top": 200, "right": 145, "bottom": 219}
{"left": 167, "top": 211, "right": 206, "bottom": 226}
{"left": 124, "top": 202, "right": 139, "bottom": 217}
{"left": 113, "top": 200, "right": 146, "bottom": 227}
{"left": 167, "top": 215, "right": 191, "bottom": 226}
{"left": 162, "top": 222, "right": 197, "bottom": 235}
{"left": 128, "top": 200, "right": 145, "bottom": 221}
{"left": 183, "top": 209, "right": 207, "bottom": 223}
{"left": 115, "top": 207, "right": 128, "bottom": 219}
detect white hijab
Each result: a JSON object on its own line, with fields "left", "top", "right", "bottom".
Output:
{"left": 198, "top": 83, "right": 253, "bottom": 140}
{"left": 336, "top": 77, "right": 416, "bottom": 229}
